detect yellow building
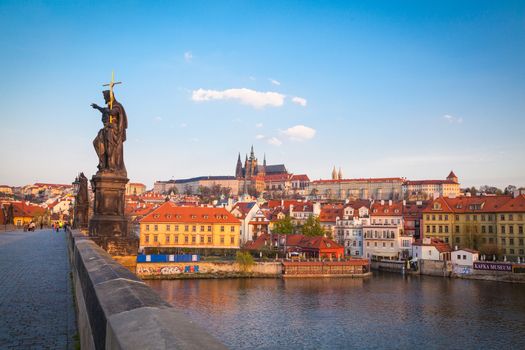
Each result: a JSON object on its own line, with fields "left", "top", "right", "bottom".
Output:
{"left": 139, "top": 202, "right": 241, "bottom": 253}
{"left": 423, "top": 195, "right": 525, "bottom": 260}
{"left": 126, "top": 182, "right": 147, "bottom": 196}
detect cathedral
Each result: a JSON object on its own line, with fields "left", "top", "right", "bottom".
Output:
{"left": 235, "top": 146, "right": 288, "bottom": 179}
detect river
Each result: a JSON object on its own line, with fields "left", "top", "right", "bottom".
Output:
{"left": 146, "top": 273, "right": 525, "bottom": 349}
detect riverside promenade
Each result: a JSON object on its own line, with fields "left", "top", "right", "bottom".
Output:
{"left": 0, "top": 229, "right": 77, "bottom": 349}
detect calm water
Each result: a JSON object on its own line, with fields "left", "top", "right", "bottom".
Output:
{"left": 147, "top": 273, "right": 525, "bottom": 349}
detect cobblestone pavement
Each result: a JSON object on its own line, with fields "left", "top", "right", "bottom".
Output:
{"left": 0, "top": 229, "right": 77, "bottom": 349}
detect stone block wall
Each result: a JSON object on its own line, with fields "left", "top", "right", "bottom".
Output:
{"left": 67, "top": 229, "right": 226, "bottom": 349}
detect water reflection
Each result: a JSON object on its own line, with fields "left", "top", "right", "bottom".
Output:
{"left": 147, "top": 273, "right": 525, "bottom": 349}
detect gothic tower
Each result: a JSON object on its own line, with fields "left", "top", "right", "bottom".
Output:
{"left": 235, "top": 153, "right": 243, "bottom": 178}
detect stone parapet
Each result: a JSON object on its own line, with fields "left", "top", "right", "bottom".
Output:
{"left": 67, "top": 229, "right": 226, "bottom": 350}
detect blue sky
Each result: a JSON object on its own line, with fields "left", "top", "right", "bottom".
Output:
{"left": 0, "top": 0, "right": 524, "bottom": 188}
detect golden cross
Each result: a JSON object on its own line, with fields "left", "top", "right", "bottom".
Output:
{"left": 102, "top": 71, "right": 122, "bottom": 110}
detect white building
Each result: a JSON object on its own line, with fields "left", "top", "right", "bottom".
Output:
{"left": 230, "top": 201, "right": 259, "bottom": 245}
{"left": 451, "top": 248, "right": 479, "bottom": 266}
{"left": 363, "top": 200, "right": 412, "bottom": 260}
{"left": 335, "top": 204, "right": 370, "bottom": 257}
{"left": 412, "top": 238, "right": 452, "bottom": 261}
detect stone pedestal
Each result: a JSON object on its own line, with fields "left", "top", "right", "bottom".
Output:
{"left": 89, "top": 173, "right": 128, "bottom": 237}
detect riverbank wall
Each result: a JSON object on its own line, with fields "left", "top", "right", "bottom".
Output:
{"left": 137, "top": 261, "right": 282, "bottom": 279}
{"left": 66, "top": 229, "right": 226, "bottom": 349}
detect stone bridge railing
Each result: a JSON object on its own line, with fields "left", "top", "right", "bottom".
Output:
{"left": 67, "top": 229, "right": 226, "bottom": 349}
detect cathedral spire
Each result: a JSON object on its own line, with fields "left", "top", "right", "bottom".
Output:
{"left": 235, "top": 153, "right": 243, "bottom": 178}
{"left": 250, "top": 145, "right": 255, "bottom": 159}
{"left": 332, "top": 166, "right": 337, "bottom": 180}
{"left": 338, "top": 167, "right": 343, "bottom": 180}
{"left": 263, "top": 153, "right": 267, "bottom": 167}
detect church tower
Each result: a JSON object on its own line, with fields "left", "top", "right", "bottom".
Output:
{"left": 235, "top": 153, "right": 243, "bottom": 178}
{"left": 447, "top": 170, "right": 458, "bottom": 183}
{"left": 332, "top": 166, "right": 337, "bottom": 180}
{"left": 338, "top": 167, "right": 343, "bottom": 180}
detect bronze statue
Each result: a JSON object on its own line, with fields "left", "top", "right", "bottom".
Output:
{"left": 91, "top": 90, "right": 128, "bottom": 176}
{"left": 5, "top": 204, "right": 14, "bottom": 225}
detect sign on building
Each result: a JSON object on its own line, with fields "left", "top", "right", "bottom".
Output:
{"left": 473, "top": 262, "right": 512, "bottom": 272}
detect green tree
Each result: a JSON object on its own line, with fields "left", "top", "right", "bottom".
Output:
{"left": 301, "top": 216, "right": 325, "bottom": 237}
{"left": 236, "top": 251, "right": 255, "bottom": 273}
{"left": 273, "top": 215, "right": 294, "bottom": 234}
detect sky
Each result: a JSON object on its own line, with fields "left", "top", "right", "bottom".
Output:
{"left": 0, "top": 0, "right": 524, "bottom": 189}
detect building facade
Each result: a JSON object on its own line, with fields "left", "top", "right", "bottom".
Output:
{"left": 139, "top": 202, "right": 241, "bottom": 253}
{"left": 402, "top": 171, "right": 460, "bottom": 200}
{"left": 310, "top": 177, "right": 404, "bottom": 201}
{"left": 422, "top": 194, "right": 525, "bottom": 261}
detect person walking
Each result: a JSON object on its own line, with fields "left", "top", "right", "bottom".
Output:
{"left": 40, "top": 222, "right": 44, "bottom": 230}
{"left": 56, "top": 222, "right": 60, "bottom": 233}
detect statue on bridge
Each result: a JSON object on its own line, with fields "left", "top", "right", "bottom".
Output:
{"left": 73, "top": 172, "right": 89, "bottom": 230}
{"left": 91, "top": 73, "right": 127, "bottom": 177}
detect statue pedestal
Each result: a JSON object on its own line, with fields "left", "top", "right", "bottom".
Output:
{"left": 89, "top": 173, "right": 128, "bottom": 237}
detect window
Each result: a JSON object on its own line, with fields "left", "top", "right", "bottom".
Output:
{"left": 438, "top": 226, "right": 443, "bottom": 233}
{"left": 166, "top": 235, "right": 170, "bottom": 243}
{"left": 374, "top": 242, "right": 377, "bottom": 247}
{"left": 489, "top": 226, "right": 494, "bottom": 234}
{"left": 166, "top": 225, "right": 170, "bottom": 231}
{"left": 519, "top": 226, "right": 524, "bottom": 234}
{"left": 231, "top": 226, "right": 235, "bottom": 232}
{"left": 208, "top": 236, "right": 212, "bottom": 243}
{"left": 426, "top": 215, "right": 430, "bottom": 220}
{"left": 455, "top": 226, "right": 460, "bottom": 233}
{"left": 520, "top": 239, "right": 524, "bottom": 246}
{"left": 509, "top": 238, "right": 514, "bottom": 245}
{"left": 145, "top": 235, "right": 149, "bottom": 243}
{"left": 192, "top": 226, "right": 196, "bottom": 232}
{"left": 482, "top": 226, "right": 486, "bottom": 234}
{"left": 463, "top": 255, "right": 466, "bottom": 259}
{"left": 390, "top": 242, "right": 394, "bottom": 247}
{"left": 509, "top": 214, "right": 514, "bottom": 221}
{"left": 445, "top": 226, "right": 449, "bottom": 233}
{"left": 367, "top": 242, "right": 370, "bottom": 247}
{"left": 466, "top": 215, "right": 470, "bottom": 221}
{"left": 432, "top": 225, "right": 436, "bottom": 233}
{"left": 221, "top": 226, "right": 225, "bottom": 232}
{"left": 153, "top": 235, "right": 158, "bottom": 242}
{"left": 426, "top": 225, "right": 430, "bottom": 233}
{"left": 455, "top": 215, "right": 459, "bottom": 221}
{"left": 445, "top": 215, "right": 448, "bottom": 220}
{"left": 455, "top": 237, "right": 460, "bottom": 244}
{"left": 382, "top": 242, "right": 386, "bottom": 247}
{"left": 200, "top": 226, "right": 205, "bottom": 231}
{"left": 184, "top": 225, "right": 189, "bottom": 232}
{"left": 489, "top": 237, "right": 494, "bottom": 244}
{"left": 500, "top": 214, "right": 505, "bottom": 220}
{"left": 510, "top": 226, "right": 514, "bottom": 234}
{"left": 481, "top": 215, "right": 486, "bottom": 221}
{"left": 175, "top": 225, "right": 179, "bottom": 231}
{"left": 457, "top": 254, "right": 461, "bottom": 260}
{"left": 154, "top": 225, "right": 158, "bottom": 231}
{"left": 192, "top": 236, "right": 196, "bottom": 243}
{"left": 184, "top": 236, "right": 189, "bottom": 243}
{"left": 432, "top": 215, "right": 436, "bottom": 221}
{"left": 208, "top": 226, "right": 212, "bottom": 232}
{"left": 230, "top": 236, "right": 235, "bottom": 244}
{"left": 501, "top": 238, "right": 506, "bottom": 245}
{"left": 439, "top": 215, "right": 442, "bottom": 221}
{"left": 174, "top": 235, "right": 179, "bottom": 243}
{"left": 501, "top": 226, "right": 506, "bottom": 234}
{"left": 220, "top": 236, "right": 225, "bottom": 244}
{"left": 510, "top": 249, "right": 515, "bottom": 254}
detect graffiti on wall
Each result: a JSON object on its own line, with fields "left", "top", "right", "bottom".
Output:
{"left": 137, "top": 264, "right": 200, "bottom": 276}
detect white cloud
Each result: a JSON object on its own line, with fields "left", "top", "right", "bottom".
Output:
{"left": 180, "top": 123, "right": 187, "bottom": 128}
{"left": 256, "top": 134, "right": 265, "bottom": 140}
{"left": 280, "top": 125, "right": 316, "bottom": 141}
{"left": 269, "top": 78, "right": 281, "bottom": 86}
{"left": 291, "top": 96, "right": 307, "bottom": 107}
{"left": 154, "top": 116, "right": 162, "bottom": 122}
{"left": 256, "top": 123, "right": 263, "bottom": 128}
{"left": 192, "top": 88, "right": 285, "bottom": 108}
{"left": 184, "top": 51, "right": 193, "bottom": 62}
{"left": 267, "top": 137, "right": 282, "bottom": 146}
{"left": 443, "top": 114, "right": 463, "bottom": 124}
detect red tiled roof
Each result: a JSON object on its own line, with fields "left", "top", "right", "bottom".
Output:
{"left": 413, "top": 238, "right": 452, "bottom": 253}
{"left": 404, "top": 180, "right": 457, "bottom": 185}
{"left": 319, "top": 204, "right": 343, "bottom": 222}
{"left": 312, "top": 177, "right": 404, "bottom": 184}
{"left": 370, "top": 201, "right": 404, "bottom": 216}
{"left": 291, "top": 174, "right": 310, "bottom": 181}
{"left": 140, "top": 202, "right": 240, "bottom": 224}
{"left": 423, "top": 195, "right": 521, "bottom": 213}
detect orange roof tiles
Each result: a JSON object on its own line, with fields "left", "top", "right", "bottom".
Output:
{"left": 424, "top": 195, "right": 523, "bottom": 213}
{"left": 140, "top": 202, "right": 240, "bottom": 224}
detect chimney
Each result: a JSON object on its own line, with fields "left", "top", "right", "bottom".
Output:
{"left": 388, "top": 200, "right": 392, "bottom": 206}
{"left": 381, "top": 200, "right": 385, "bottom": 205}
{"left": 402, "top": 200, "right": 406, "bottom": 206}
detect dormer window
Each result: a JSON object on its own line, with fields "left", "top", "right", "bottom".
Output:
{"left": 153, "top": 214, "right": 160, "bottom": 219}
